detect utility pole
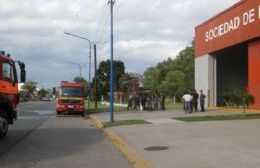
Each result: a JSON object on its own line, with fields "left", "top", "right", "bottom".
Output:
{"left": 94, "top": 44, "right": 98, "bottom": 110}
{"left": 108, "top": 0, "right": 115, "bottom": 122}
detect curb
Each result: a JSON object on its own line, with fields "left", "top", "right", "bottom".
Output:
{"left": 208, "top": 107, "right": 260, "bottom": 113}
{"left": 89, "top": 115, "right": 155, "bottom": 168}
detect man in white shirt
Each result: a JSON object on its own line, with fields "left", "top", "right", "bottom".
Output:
{"left": 182, "top": 92, "right": 193, "bottom": 114}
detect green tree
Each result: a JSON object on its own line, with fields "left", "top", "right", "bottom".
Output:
{"left": 22, "top": 81, "right": 37, "bottom": 99}
{"left": 74, "top": 76, "right": 87, "bottom": 83}
{"left": 159, "top": 70, "right": 185, "bottom": 98}
{"left": 172, "top": 44, "right": 194, "bottom": 91}
{"left": 143, "top": 40, "right": 195, "bottom": 98}
{"left": 143, "top": 67, "right": 161, "bottom": 94}
{"left": 95, "top": 60, "right": 125, "bottom": 96}
{"left": 38, "top": 88, "right": 47, "bottom": 99}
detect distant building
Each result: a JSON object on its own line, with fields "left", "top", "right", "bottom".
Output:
{"left": 18, "top": 83, "right": 25, "bottom": 91}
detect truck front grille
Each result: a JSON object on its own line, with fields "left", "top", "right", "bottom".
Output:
{"left": 60, "top": 99, "right": 81, "bottom": 104}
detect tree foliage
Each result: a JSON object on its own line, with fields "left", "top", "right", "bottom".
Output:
{"left": 22, "top": 81, "right": 37, "bottom": 95}
{"left": 21, "top": 81, "right": 37, "bottom": 100}
{"left": 159, "top": 70, "right": 185, "bottom": 98}
{"left": 38, "top": 88, "right": 48, "bottom": 99}
{"left": 95, "top": 60, "right": 125, "bottom": 97}
{"left": 143, "top": 40, "right": 194, "bottom": 98}
{"left": 74, "top": 76, "right": 87, "bottom": 84}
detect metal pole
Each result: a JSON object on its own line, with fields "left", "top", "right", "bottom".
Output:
{"left": 76, "top": 63, "right": 82, "bottom": 77}
{"left": 79, "top": 65, "right": 82, "bottom": 77}
{"left": 66, "top": 61, "right": 82, "bottom": 77}
{"left": 88, "top": 42, "right": 91, "bottom": 113}
{"left": 109, "top": 0, "right": 115, "bottom": 122}
{"left": 94, "top": 44, "right": 98, "bottom": 109}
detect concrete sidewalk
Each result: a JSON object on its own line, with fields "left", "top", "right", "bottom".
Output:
{"left": 94, "top": 110, "right": 260, "bottom": 168}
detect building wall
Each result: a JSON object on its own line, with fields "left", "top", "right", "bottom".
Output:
{"left": 195, "top": 54, "right": 217, "bottom": 108}
{"left": 248, "top": 39, "right": 260, "bottom": 109}
{"left": 195, "top": 0, "right": 260, "bottom": 57}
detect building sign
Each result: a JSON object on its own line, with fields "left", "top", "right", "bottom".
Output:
{"left": 195, "top": 0, "right": 260, "bottom": 57}
{"left": 205, "top": 5, "right": 260, "bottom": 42}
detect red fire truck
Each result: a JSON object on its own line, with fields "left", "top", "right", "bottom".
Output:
{"left": 56, "top": 82, "right": 85, "bottom": 115}
{"left": 0, "top": 51, "right": 26, "bottom": 139}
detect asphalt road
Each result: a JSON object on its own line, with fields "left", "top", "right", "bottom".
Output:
{"left": 0, "top": 101, "right": 132, "bottom": 168}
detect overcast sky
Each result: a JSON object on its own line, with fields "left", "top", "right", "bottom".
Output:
{"left": 0, "top": 0, "right": 239, "bottom": 88}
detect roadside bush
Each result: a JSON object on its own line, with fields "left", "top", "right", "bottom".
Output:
{"left": 222, "top": 90, "right": 254, "bottom": 115}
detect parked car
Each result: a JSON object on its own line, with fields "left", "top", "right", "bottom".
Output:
{"left": 41, "top": 97, "right": 50, "bottom": 101}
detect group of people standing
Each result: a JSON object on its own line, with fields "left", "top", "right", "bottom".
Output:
{"left": 182, "top": 90, "right": 206, "bottom": 114}
{"left": 127, "top": 93, "right": 165, "bottom": 111}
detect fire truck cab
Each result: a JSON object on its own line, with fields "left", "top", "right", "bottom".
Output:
{"left": 56, "top": 82, "right": 85, "bottom": 115}
{"left": 0, "top": 50, "right": 26, "bottom": 140}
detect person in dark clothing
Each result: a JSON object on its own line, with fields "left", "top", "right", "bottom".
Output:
{"left": 154, "top": 94, "right": 159, "bottom": 111}
{"left": 147, "top": 96, "right": 152, "bottom": 111}
{"left": 141, "top": 96, "right": 146, "bottom": 110}
{"left": 189, "top": 90, "right": 194, "bottom": 113}
{"left": 200, "top": 90, "right": 206, "bottom": 112}
{"left": 160, "top": 93, "right": 165, "bottom": 110}
{"left": 134, "top": 95, "right": 140, "bottom": 110}
{"left": 127, "top": 94, "right": 133, "bottom": 110}
{"left": 192, "top": 90, "right": 199, "bottom": 112}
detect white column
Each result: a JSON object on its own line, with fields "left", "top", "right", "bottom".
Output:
{"left": 195, "top": 54, "right": 217, "bottom": 108}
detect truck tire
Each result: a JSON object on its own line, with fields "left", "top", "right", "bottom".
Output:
{"left": 0, "top": 111, "right": 9, "bottom": 140}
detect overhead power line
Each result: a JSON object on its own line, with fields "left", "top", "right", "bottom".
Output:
{"left": 95, "top": 0, "right": 124, "bottom": 42}
{"left": 114, "top": 0, "right": 124, "bottom": 18}
{"left": 95, "top": 1, "right": 109, "bottom": 41}
{"left": 97, "top": 12, "right": 109, "bottom": 42}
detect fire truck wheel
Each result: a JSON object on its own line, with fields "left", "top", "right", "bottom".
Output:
{"left": 0, "top": 111, "right": 9, "bottom": 140}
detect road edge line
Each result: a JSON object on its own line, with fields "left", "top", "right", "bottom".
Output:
{"left": 89, "top": 115, "right": 155, "bottom": 168}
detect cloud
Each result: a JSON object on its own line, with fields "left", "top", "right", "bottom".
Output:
{"left": 0, "top": 0, "right": 239, "bottom": 87}
{"left": 116, "top": 40, "right": 185, "bottom": 60}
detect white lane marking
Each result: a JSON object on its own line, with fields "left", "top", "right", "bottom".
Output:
{"left": 28, "top": 110, "right": 54, "bottom": 114}
{"left": 18, "top": 116, "right": 50, "bottom": 120}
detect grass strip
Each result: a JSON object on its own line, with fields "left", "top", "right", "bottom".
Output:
{"left": 173, "top": 114, "right": 260, "bottom": 122}
{"left": 104, "top": 119, "right": 151, "bottom": 127}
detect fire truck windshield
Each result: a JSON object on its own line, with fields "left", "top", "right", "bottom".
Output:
{"left": 60, "top": 87, "right": 83, "bottom": 97}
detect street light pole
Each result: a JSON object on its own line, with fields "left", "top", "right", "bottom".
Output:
{"left": 64, "top": 32, "right": 92, "bottom": 113}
